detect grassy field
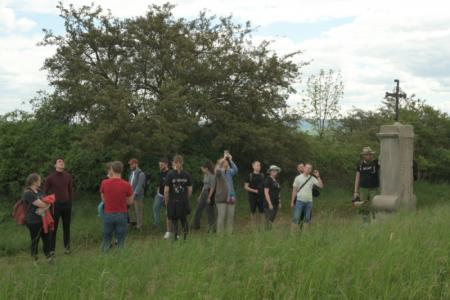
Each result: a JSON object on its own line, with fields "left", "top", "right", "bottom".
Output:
{"left": 0, "top": 181, "right": 449, "bottom": 299}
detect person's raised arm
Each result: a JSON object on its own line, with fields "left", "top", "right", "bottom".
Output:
{"left": 313, "top": 170, "right": 324, "bottom": 188}
{"left": 229, "top": 160, "right": 238, "bottom": 176}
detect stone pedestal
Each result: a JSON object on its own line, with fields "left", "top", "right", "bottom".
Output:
{"left": 372, "top": 123, "right": 416, "bottom": 211}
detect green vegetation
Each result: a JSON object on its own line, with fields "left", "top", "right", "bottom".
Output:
{"left": 0, "top": 182, "right": 449, "bottom": 299}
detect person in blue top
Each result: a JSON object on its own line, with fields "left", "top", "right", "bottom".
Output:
{"left": 213, "top": 151, "right": 238, "bottom": 234}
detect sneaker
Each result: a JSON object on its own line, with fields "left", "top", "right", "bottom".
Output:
{"left": 47, "top": 256, "right": 55, "bottom": 265}
{"left": 163, "top": 232, "right": 171, "bottom": 239}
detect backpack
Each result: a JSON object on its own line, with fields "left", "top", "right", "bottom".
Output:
{"left": 12, "top": 200, "right": 28, "bottom": 225}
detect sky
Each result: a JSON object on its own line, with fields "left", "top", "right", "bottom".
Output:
{"left": 1, "top": 0, "right": 450, "bottom": 115}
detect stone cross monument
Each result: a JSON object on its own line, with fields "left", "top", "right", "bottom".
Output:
{"left": 373, "top": 80, "right": 416, "bottom": 211}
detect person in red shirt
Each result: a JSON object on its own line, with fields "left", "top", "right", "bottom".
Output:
{"left": 100, "top": 161, "right": 134, "bottom": 252}
{"left": 44, "top": 158, "right": 73, "bottom": 255}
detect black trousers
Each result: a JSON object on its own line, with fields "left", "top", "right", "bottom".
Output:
{"left": 172, "top": 216, "right": 189, "bottom": 240}
{"left": 26, "top": 222, "right": 53, "bottom": 258}
{"left": 52, "top": 202, "right": 72, "bottom": 250}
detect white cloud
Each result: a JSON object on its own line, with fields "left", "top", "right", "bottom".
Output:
{"left": 2, "top": 0, "right": 450, "bottom": 114}
{"left": 0, "top": 3, "right": 36, "bottom": 32}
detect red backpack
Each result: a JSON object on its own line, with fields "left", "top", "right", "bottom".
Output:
{"left": 12, "top": 200, "right": 28, "bottom": 225}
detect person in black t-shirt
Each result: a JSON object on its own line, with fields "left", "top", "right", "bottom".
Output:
{"left": 264, "top": 165, "right": 282, "bottom": 230}
{"left": 244, "top": 161, "right": 265, "bottom": 224}
{"left": 22, "top": 173, "right": 55, "bottom": 263}
{"left": 164, "top": 155, "right": 193, "bottom": 241}
{"left": 353, "top": 146, "right": 380, "bottom": 224}
{"left": 153, "top": 157, "right": 173, "bottom": 239}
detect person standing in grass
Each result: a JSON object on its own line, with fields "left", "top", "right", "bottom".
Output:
{"left": 23, "top": 173, "right": 55, "bottom": 263}
{"left": 100, "top": 161, "right": 134, "bottom": 252}
{"left": 264, "top": 165, "right": 282, "bottom": 230}
{"left": 164, "top": 155, "right": 193, "bottom": 241}
{"left": 153, "top": 157, "right": 173, "bottom": 239}
{"left": 244, "top": 161, "right": 265, "bottom": 224}
{"left": 353, "top": 147, "right": 380, "bottom": 224}
{"left": 44, "top": 158, "right": 73, "bottom": 255}
{"left": 291, "top": 163, "right": 324, "bottom": 229}
{"left": 192, "top": 160, "right": 216, "bottom": 232}
{"left": 213, "top": 152, "right": 238, "bottom": 234}
{"left": 128, "top": 158, "right": 146, "bottom": 230}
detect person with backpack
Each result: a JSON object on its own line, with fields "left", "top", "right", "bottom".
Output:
{"left": 22, "top": 173, "right": 55, "bottom": 263}
{"left": 153, "top": 157, "right": 172, "bottom": 239}
{"left": 353, "top": 147, "right": 380, "bottom": 224}
{"left": 291, "top": 163, "right": 324, "bottom": 229}
{"left": 192, "top": 160, "right": 216, "bottom": 232}
{"left": 44, "top": 158, "right": 73, "bottom": 255}
{"left": 164, "top": 155, "right": 193, "bottom": 241}
{"left": 213, "top": 152, "right": 238, "bottom": 234}
{"left": 128, "top": 159, "right": 146, "bottom": 230}
{"left": 264, "top": 165, "right": 282, "bottom": 230}
{"left": 100, "top": 161, "right": 134, "bottom": 251}
{"left": 244, "top": 161, "right": 265, "bottom": 225}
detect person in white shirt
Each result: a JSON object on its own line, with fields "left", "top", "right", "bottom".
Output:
{"left": 290, "top": 163, "right": 324, "bottom": 229}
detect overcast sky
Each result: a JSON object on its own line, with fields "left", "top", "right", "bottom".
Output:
{"left": 1, "top": 0, "right": 450, "bottom": 115}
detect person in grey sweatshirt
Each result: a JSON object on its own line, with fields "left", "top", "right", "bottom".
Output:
{"left": 212, "top": 152, "right": 238, "bottom": 234}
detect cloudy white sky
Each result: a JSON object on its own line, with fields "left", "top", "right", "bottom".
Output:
{"left": 1, "top": 0, "right": 450, "bottom": 114}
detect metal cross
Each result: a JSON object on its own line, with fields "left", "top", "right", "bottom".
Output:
{"left": 385, "top": 79, "right": 407, "bottom": 122}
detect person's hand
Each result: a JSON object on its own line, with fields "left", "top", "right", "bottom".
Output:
{"left": 313, "top": 170, "right": 320, "bottom": 178}
{"left": 268, "top": 203, "right": 274, "bottom": 210}
{"left": 290, "top": 201, "right": 295, "bottom": 208}
{"left": 253, "top": 189, "right": 259, "bottom": 194}
{"left": 279, "top": 203, "right": 282, "bottom": 209}
{"left": 207, "top": 197, "right": 211, "bottom": 204}
{"left": 353, "top": 192, "right": 360, "bottom": 198}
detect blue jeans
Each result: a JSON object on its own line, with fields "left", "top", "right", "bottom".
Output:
{"left": 102, "top": 212, "right": 128, "bottom": 252}
{"left": 292, "top": 200, "right": 313, "bottom": 224}
{"left": 153, "top": 193, "right": 165, "bottom": 226}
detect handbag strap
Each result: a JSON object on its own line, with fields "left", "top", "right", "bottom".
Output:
{"left": 296, "top": 176, "right": 312, "bottom": 194}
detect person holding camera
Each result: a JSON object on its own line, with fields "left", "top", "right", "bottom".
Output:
{"left": 291, "top": 163, "right": 323, "bottom": 229}
{"left": 213, "top": 151, "right": 238, "bottom": 234}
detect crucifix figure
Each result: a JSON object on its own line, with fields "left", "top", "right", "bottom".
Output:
{"left": 385, "top": 79, "right": 407, "bottom": 122}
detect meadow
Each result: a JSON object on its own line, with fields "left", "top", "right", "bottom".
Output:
{"left": 0, "top": 181, "right": 449, "bottom": 299}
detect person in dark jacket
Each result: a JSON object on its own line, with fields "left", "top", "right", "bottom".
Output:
{"left": 264, "top": 165, "right": 282, "bottom": 230}
{"left": 23, "top": 173, "right": 55, "bottom": 263}
{"left": 44, "top": 158, "right": 73, "bottom": 255}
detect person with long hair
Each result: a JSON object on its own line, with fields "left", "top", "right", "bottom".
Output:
{"left": 22, "top": 173, "right": 55, "bottom": 263}
{"left": 164, "top": 155, "right": 193, "bottom": 240}
{"left": 213, "top": 151, "right": 238, "bottom": 234}
{"left": 192, "top": 160, "right": 216, "bottom": 232}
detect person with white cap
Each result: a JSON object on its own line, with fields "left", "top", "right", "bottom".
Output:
{"left": 353, "top": 146, "right": 380, "bottom": 224}
{"left": 263, "top": 165, "right": 282, "bottom": 230}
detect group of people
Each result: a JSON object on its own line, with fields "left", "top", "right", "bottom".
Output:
{"left": 20, "top": 146, "right": 381, "bottom": 261}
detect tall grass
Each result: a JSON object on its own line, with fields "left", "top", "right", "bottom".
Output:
{"left": 0, "top": 181, "right": 449, "bottom": 299}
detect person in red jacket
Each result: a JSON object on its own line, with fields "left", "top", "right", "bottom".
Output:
{"left": 44, "top": 158, "right": 73, "bottom": 255}
{"left": 100, "top": 161, "right": 134, "bottom": 251}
